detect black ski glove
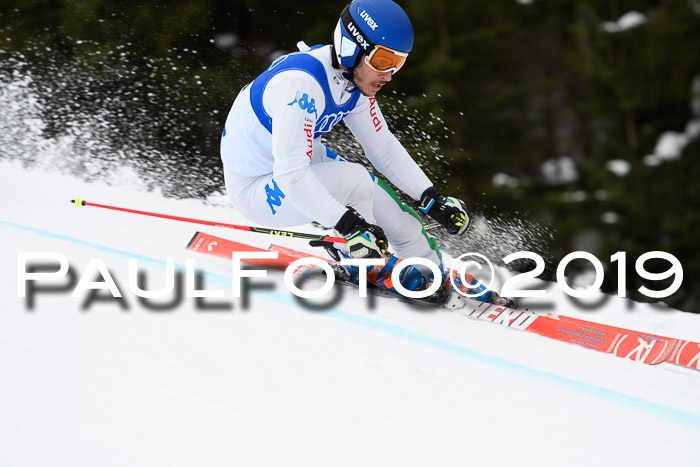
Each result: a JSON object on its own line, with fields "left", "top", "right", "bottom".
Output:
{"left": 335, "top": 208, "right": 389, "bottom": 259}
{"left": 416, "top": 187, "right": 471, "bottom": 235}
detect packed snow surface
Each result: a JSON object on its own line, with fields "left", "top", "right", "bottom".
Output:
{"left": 1, "top": 160, "right": 699, "bottom": 467}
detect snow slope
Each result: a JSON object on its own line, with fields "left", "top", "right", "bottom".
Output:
{"left": 1, "top": 159, "right": 700, "bottom": 467}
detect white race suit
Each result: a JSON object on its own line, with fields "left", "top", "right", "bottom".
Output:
{"left": 220, "top": 43, "right": 442, "bottom": 265}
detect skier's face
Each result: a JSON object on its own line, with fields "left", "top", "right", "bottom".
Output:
{"left": 352, "top": 59, "right": 392, "bottom": 97}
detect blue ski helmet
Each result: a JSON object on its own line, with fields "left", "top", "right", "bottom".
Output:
{"left": 333, "top": 0, "right": 414, "bottom": 73}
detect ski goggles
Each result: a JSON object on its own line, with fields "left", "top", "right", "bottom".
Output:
{"left": 364, "top": 45, "right": 408, "bottom": 74}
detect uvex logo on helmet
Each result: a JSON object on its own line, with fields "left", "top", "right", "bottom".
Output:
{"left": 333, "top": 0, "right": 414, "bottom": 70}
{"left": 359, "top": 10, "right": 379, "bottom": 30}
{"left": 347, "top": 22, "right": 370, "bottom": 51}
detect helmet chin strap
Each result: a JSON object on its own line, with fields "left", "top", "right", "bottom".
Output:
{"left": 330, "top": 44, "right": 357, "bottom": 86}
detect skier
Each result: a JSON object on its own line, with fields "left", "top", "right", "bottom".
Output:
{"left": 221, "top": 0, "right": 512, "bottom": 306}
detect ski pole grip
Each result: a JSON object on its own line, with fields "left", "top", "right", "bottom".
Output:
{"left": 71, "top": 198, "right": 86, "bottom": 207}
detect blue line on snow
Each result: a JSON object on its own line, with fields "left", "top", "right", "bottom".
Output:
{"left": 3, "top": 219, "right": 700, "bottom": 430}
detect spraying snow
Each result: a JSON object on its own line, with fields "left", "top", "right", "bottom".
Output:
{"left": 1, "top": 48, "right": 699, "bottom": 467}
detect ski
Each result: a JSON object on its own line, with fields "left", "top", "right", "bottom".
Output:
{"left": 186, "top": 230, "right": 317, "bottom": 271}
{"left": 186, "top": 231, "right": 457, "bottom": 307}
{"left": 668, "top": 339, "right": 700, "bottom": 370}
{"left": 186, "top": 231, "right": 697, "bottom": 370}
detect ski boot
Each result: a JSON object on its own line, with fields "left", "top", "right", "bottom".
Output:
{"left": 337, "top": 255, "right": 426, "bottom": 294}
{"left": 442, "top": 268, "right": 517, "bottom": 308}
{"left": 320, "top": 241, "right": 516, "bottom": 308}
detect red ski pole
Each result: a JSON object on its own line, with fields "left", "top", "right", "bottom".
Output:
{"left": 71, "top": 198, "right": 347, "bottom": 243}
